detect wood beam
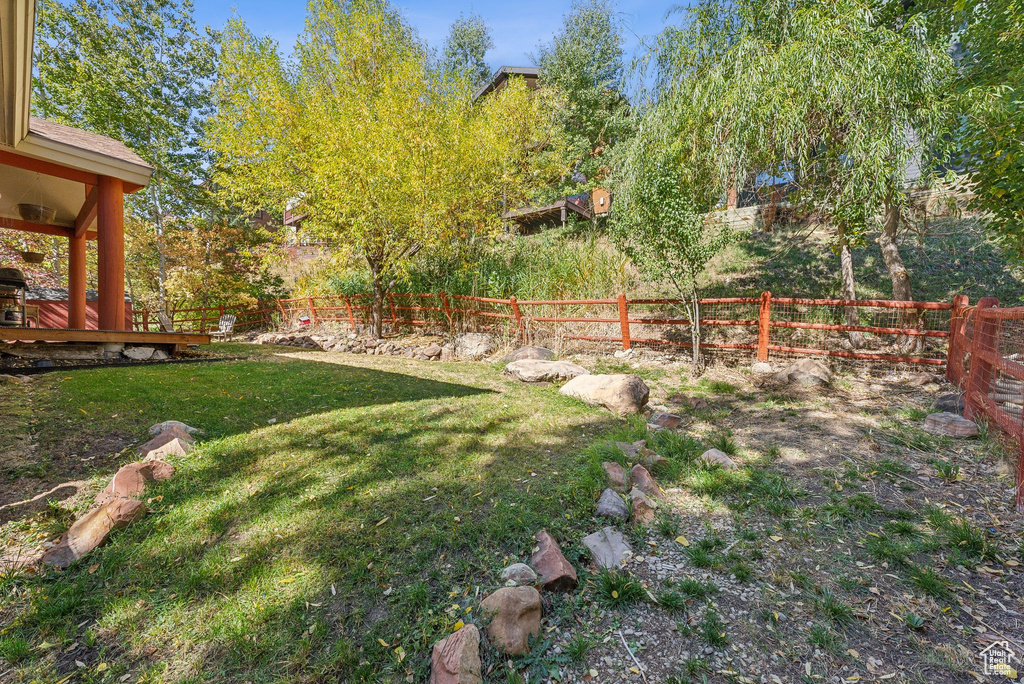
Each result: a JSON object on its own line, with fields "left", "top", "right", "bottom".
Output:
{"left": 0, "top": 328, "right": 210, "bottom": 345}
{"left": 0, "top": 217, "right": 73, "bottom": 238}
{"left": 68, "top": 234, "right": 87, "bottom": 329}
{"left": 74, "top": 185, "right": 99, "bottom": 237}
{"left": 0, "top": 148, "right": 101, "bottom": 186}
{"left": 97, "top": 176, "right": 125, "bottom": 330}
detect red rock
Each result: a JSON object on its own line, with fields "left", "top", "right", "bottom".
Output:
{"left": 95, "top": 460, "right": 175, "bottom": 506}
{"left": 602, "top": 461, "right": 628, "bottom": 492}
{"left": 41, "top": 499, "right": 146, "bottom": 569}
{"left": 630, "top": 464, "right": 664, "bottom": 499}
{"left": 136, "top": 430, "right": 191, "bottom": 460}
{"left": 923, "top": 412, "right": 978, "bottom": 438}
{"left": 530, "top": 530, "right": 577, "bottom": 591}
{"left": 648, "top": 412, "right": 684, "bottom": 429}
{"left": 630, "top": 488, "right": 657, "bottom": 524}
{"left": 479, "top": 587, "right": 541, "bottom": 655}
{"left": 430, "top": 624, "right": 482, "bottom": 684}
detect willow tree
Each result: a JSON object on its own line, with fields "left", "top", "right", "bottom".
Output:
{"left": 208, "top": 0, "right": 557, "bottom": 337}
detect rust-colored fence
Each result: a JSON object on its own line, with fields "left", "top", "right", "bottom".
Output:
{"left": 133, "top": 302, "right": 275, "bottom": 333}
{"left": 947, "top": 297, "right": 1024, "bottom": 511}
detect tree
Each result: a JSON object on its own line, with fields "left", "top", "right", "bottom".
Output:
{"left": 535, "top": 0, "right": 632, "bottom": 200}
{"left": 34, "top": 0, "right": 219, "bottom": 312}
{"left": 612, "top": 126, "right": 732, "bottom": 374}
{"left": 660, "top": 0, "right": 954, "bottom": 347}
{"left": 208, "top": 0, "right": 558, "bottom": 338}
{"left": 441, "top": 12, "right": 493, "bottom": 87}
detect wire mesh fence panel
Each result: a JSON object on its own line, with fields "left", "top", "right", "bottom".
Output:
{"left": 450, "top": 296, "right": 516, "bottom": 337}
{"left": 516, "top": 299, "right": 622, "bottom": 354}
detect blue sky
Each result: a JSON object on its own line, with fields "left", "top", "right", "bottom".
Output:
{"left": 193, "top": 0, "right": 680, "bottom": 73}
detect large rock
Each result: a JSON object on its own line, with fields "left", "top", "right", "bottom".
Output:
{"left": 629, "top": 464, "right": 663, "bottom": 498}
{"left": 699, "top": 448, "right": 737, "bottom": 470}
{"left": 95, "top": 460, "right": 175, "bottom": 506}
{"left": 502, "top": 346, "right": 555, "bottom": 363}
{"left": 582, "top": 527, "right": 632, "bottom": 569}
{"left": 602, "top": 462, "right": 628, "bottom": 493}
{"left": 41, "top": 499, "right": 146, "bottom": 569}
{"left": 149, "top": 420, "right": 200, "bottom": 438}
{"left": 430, "top": 624, "right": 482, "bottom": 684}
{"left": 934, "top": 393, "right": 965, "bottom": 415}
{"left": 502, "top": 359, "right": 589, "bottom": 383}
{"left": 499, "top": 563, "right": 537, "bottom": 586}
{"left": 455, "top": 333, "right": 495, "bottom": 360}
{"left": 123, "top": 346, "right": 155, "bottom": 361}
{"left": 559, "top": 374, "right": 650, "bottom": 415}
{"left": 530, "top": 530, "right": 577, "bottom": 591}
{"left": 774, "top": 358, "right": 832, "bottom": 387}
{"left": 630, "top": 488, "right": 657, "bottom": 525}
{"left": 923, "top": 412, "right": 978, "bottom": 438}
{"left": 137, "top": 429, "right": 192, "bottom": 461}
{"left": 479, "top": 587, "right": 542, "bottom": 655}
{"left": 647, "top": 412, "right": 684, "bottom": 430}
{"left": 596, "top": 488, "right": 629, "bottom": 522}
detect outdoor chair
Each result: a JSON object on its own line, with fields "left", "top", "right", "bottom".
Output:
{"left": 157, "top": 312, "right": 175, "bottom": 332}
{"left": 210, "top": 314, "right": 236, "bottom": 341}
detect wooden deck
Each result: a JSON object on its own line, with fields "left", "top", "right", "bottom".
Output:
{"left": 0, "top": 328, "right": 211, "bottom": 345}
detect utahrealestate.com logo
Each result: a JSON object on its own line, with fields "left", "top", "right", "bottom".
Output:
{"left": 980, "top": 641, "right": 1020, "bottom": 679}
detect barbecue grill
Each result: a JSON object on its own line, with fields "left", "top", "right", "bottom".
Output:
{"left": 0, "top": 268, "right": 28, "bottom": 327}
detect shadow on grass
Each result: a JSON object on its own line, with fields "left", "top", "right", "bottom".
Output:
{"left": 3, "top": 356, "right": 620, "bottom": 682}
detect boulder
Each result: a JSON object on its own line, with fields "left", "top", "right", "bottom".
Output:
{"left": 499, "top": 563, "right": 538, "bottom": 586}
{"left": 502, "top": 346, "right": 555, "bottom": 363}
{"left": 615, "top": 441, "right": 642, "bottom": 460}
{"left": 559, "top": 374, "right": 650, "bottom": 415}
{"left": 530, "top": 530, "right": 577, "bottom": 591}
{"left": 647, "top": 412, "right": 684, "bottom": 430}
{"left": 479, "top": 587, "right": 542, "bottom": 655}
{"left": 699, "top": 448, "right": 738, "bottom": 470}
{"left": 95, "top": 460, "right": 175, "bottom": 506}
{"left": 422, "top": 344, "right": 443, "bottom": 359}
{"left": 602, "top": 461, "right": 628, "bottom": 493}
{"left": 596, "top": 488, "right": 629, "bottom": 522}
{"left": 430, "top": 624, "right": 482, "bottom": 684}
{"left": 774, "top": 358, "right": 832, "bottom": 387}
{"left": 137, "top": 430, "right": 192, "bottom": 461}
{"left": 502, "top": 359, "right": 589, "bottom": 383}
{"left": 923, "top": 412, "right": 978, "bottom": 438}
{"left": 147, "top": 420, "right": 199, "bottom": 439}
{"left": 751, "top": 361, "right": 773, "bottom": 374}
{"left": 638, "top": 447, "right": 669, "bottom": 471}
{"left": 582, "top": 527, "right": 632, "bottom": 570}
{"left": 630, "top": 488, "right": 657, "bottom": 525}
{"left": 150, "top": 349, "right": 171, "bottom": 361}
{"left": 123, "top": 346, "right": 155, "bottom": 361}
{"left": 629, "top": 464, "right": 663, "bottom": 498}
{"left": 934, "top": 393, "right": 965, "bottom": 415}
{"left": 906, "top": 372, "right": 942, "bottom": 388}
{"left": 455, "top": 333, "right": 495, "bottom": 360}
{"left": 41, "top": 499, "right": 146, "bottom": 569}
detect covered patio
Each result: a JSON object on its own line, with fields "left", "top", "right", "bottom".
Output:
{"left": 0, "top": 0, "right": 208, "bottom": 354}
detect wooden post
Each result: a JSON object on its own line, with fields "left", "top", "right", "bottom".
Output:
{"left": 142, "top": 311, "right": 149, "bottom": 332}
{"left": 96, "top": 176, "right": 125, "bottom": 330}
{"left": 757, "top": 290, "right": 772, "bottom": 363}
{"left": 276, "top": 298, "right": 287, "bottom": 328}
{"left": 308, "top": 297, "right": 318, "bottom": 325}
{"left": 617, "top": 294, "right": 631, "bottom": 350}
{"left": 67, "top": 233, "right": 87, "bottom": 329}
{"left": 509, "top": 296, "right": 525, "bottom": 342}
{"left": 343, "top": 295, "right": 356, "bottom": 328}
{"left": 946, "top": 294, "right": 970, "bottom": 386}
{"left": 440, "top": 290, "right": 453, "bottom": 329}
{"left": 964, "top": 297, "right": 999, "bottom": 423}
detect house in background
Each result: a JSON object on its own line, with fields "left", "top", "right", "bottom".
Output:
{"left": 473, "top": 66, "right": 612, "bottom": 234}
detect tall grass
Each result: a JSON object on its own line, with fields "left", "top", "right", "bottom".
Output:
{"left": 294, "top": 228, "right": 642, "bottom": 300}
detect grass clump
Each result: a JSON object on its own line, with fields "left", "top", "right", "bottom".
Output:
{"left": 808, "top": 624, "right": 845, "bottom": 654}
{"left": 698, "top": 609, "right": 729, "bottom": 647}
{"left": 815, "top": 587, "right": 853, "bottom": 624}
{"left": 596, "top": 570, "right": 647, "bottom": 607}
{"left": 909, "top": 566, "right": 951, "bottom": 600}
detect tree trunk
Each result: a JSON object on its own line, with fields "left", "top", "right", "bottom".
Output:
{"left": 367, "top": 256, "right": 385, "bottom": 339}
{"left": 149, "top": 181, "right": 169, "bottom": 314}
{"left": 837, "top": 224, "right": 864, "bottom": 349}
{"left": 689, "top": 290, "right": 704, "bottom": 376}
{"left": 878, "top": 197, "right": 920, "bottom": 353}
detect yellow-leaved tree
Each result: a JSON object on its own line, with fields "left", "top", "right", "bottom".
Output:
{"left": 208, "top": 0, "right": 563, "bottom": 337}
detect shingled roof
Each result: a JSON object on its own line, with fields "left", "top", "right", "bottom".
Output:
{"left": 28, "top": 117, "right": 151, "bottom": 171}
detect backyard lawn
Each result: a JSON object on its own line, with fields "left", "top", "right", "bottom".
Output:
{"left": 1, "top": 348, "right": 1023, "bottom": 683}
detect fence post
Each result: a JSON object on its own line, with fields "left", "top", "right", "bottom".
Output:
{"left": 617, "top": 294, "right": 631, "bottom": 350}
{"left": 757, "top": 291, "right": 772, "bottom": 363}
{"left": 308, "top": 297, "right": 318, "bottom": 325}
{"left": 343, "top": 295, "right": 356, "bottom": 328}
{"left": 440, "top": 291, "right": 454, "bottom": 329}
{"left": 964, "top": 297, "right": 999, "bottom": 423}
{"left": 946, "top": 294, "right": 970, "bottom": 385}
{"left": 142, "top": 311, "right": 149, "bottom": 332}
{"left": 276, "top": 298, "right": 287, "bottom": 329}
{"left": 509, "top": 296, "right": 525, "bottom": 342}
{"left": 388, "top": 293, "right": 398, "bottom": 327}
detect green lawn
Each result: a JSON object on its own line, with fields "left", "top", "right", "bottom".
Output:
{"left": 0, "top": 352, "right": 618, "bottom": 682}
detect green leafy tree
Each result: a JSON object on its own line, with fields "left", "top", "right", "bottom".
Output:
{"left": 535, "top": 0, "right": 632, "bottom": 200}
{"left": 441, "top": 12, "right": 493, "bottom": 87}
{"left": 209, "top": 0, "right": 558, "bottom": 337}
{"left": 33, "top": 0, "right": 219, "bottom": 312}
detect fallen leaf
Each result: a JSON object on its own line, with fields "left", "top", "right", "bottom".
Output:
{"left": 675, "top": 535, "right": 690, "bottom": 547}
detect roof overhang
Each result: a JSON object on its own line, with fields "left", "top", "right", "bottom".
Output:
{"left": 15, "top": 127, "right": 153, "bottom": 188}
{"left": 473, "top": 66, "right": 540, "bottom": 102}
{"left": 0, "top": 0, "right": 34, "bottom": 147}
